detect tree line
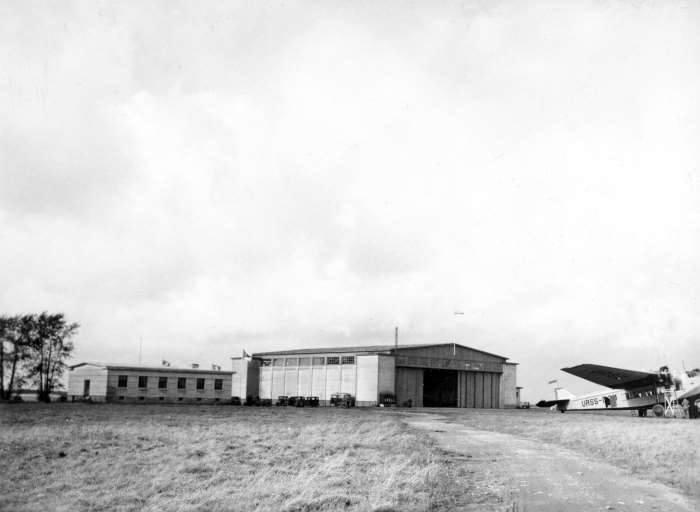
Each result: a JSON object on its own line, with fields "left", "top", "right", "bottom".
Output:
{"left": 0, "top": 313, "right": 78, "bottom": 402}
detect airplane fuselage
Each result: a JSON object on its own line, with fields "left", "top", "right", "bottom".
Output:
{"left": 564, "top": 386, "right": 658, "bottom": 412}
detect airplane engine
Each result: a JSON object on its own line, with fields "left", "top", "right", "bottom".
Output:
{"left": 656, "top": 366, "right": 673, "bottom": 387}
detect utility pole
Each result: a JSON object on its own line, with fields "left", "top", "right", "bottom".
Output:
{"left": 394, "top": 326, "right": 398, "bottom": 352}
{"left": 138, "top": 337, "right": 143, "bottom": 365}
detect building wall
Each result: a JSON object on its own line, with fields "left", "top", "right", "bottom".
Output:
{"left": 68, "top": 365, "right": 109, "bottom": 400}
{"left": 356, "top": 355, "right": 379, "bottom": 405}
{"left": 258, "top": 354, "right": 360, "bottom": 405}
{"left": 70, "top": 366, "right": 233, "bottom": 403}
{"left": 500, "top": 362, "right": 518, "bottom": 408}
{"left": 232, "top": 358, "right": 260, "bottom": 399}
{"left": 396, "top": 367, "right": 423, "bottom": 407}
{"left": 377, "top": 355, "right": 396, "bottom": 397}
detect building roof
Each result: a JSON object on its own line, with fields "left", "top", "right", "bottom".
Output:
{"left": 69, "top": 362, "right": 232, "bottom": 375}
{"left": 252, "top": 342, "right": 508, "bottom": 361}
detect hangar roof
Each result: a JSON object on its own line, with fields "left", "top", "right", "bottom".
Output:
{"left": 252, "top": 343, "right": 508, "bottom": 361}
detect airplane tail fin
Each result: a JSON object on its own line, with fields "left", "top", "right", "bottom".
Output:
{"left": 555, "top": 388, "right": 576, "bottom": 400}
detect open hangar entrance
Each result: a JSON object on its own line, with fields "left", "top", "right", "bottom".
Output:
{"left": 423, "top": 369, "right": 458, "bottom": 407}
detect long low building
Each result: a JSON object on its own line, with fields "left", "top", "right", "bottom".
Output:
{"left": 232, "top": 343, "right": 519, "bottom": 408}
{"left": 68, "top": 363, "right": 233, "bottom": 403}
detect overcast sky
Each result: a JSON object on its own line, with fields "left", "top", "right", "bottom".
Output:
{"left": 2, "top": 1, "right": 699, "bottom": 401}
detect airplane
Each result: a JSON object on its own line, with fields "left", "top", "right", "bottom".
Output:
{"left": 537, "top": 364, "right": 700, "bottom": 417}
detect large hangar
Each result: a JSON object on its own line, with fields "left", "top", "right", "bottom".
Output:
{"left": 232, "top": 343, "right": 519, "bottom": 408}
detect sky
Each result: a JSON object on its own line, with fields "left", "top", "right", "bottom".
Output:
{"left": 1, "top": 1, "right": 699, "bottom": 401}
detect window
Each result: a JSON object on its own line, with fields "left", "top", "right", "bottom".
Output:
{"left": 177, "top": 377, "right": 187, "bottom": 389}
{"left": 285, "top": 358, "right": 298, "bottom": 366}
{"left": 261, "top": 359, "right": 272, "bottom": 367}
{"left": 159, "top": 397, "right": 165, "bottom": 401}
{"left": 214, "top": 379, "right": 223, "bottom": 391}
{"left": 299, "top": 357, "right": 312, "bottom": 366}
{"left": 158, "top": 377, "right": 168, "bottom": 389}
{"left": 196, "top": 378, "right": 205, "bottom": 390}
{"left": 272, "top": 358, "right": 284, "bottom": 367}
{"left": 312, "top": 357, "right": 324, "bottom": 366}
{"left": 138, "top": 376, "right": 148, "bottom": 388}
{"left": 326, "top": 356, "right": 339, "bottom": 365}
{"left": 341, "top": 356, "right": 355, "bottom": 365}
{"left": 118, "top": 375, "right": 128, "bottom": 388}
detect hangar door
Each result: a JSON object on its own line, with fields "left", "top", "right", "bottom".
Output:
{"left": 396, "top": 367, "right": 501, "bottom": 408}
{"left": 458, "top": 371, "right": 500, "bottom": 408}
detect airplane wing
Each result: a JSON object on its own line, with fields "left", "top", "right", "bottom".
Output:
{"left": 562, "top": 364, "right": 658, "bottom": 389}
{"left": 677, "top": 383, "right": 700, "bottom": 400}
{"left": 536, "top": 399, "right": 569, "bottom": 408}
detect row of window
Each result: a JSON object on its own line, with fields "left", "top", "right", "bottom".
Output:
{"left": 117, "top": 375, "right": 223, "bottom": 391}
{"left": 625, "top": 390, "right": 655, "bottom": 399}
{"left": 260, "top": 356, "right": 355, "bottom": 367}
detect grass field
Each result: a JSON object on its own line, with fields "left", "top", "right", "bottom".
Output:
{"left": 1, "top": 404, "right": 697, "bottom": 511}
{"left": 435, "top": 408, "right": 700, "bottom": 499}
{"left": 0, "top": 403, "right": 499, "bottom": 512}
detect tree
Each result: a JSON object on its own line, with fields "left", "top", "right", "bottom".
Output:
{"left": 0, "top": 315, "right": 33, "bottom": 400}
{"left": 0, "top": 315, "right": 9, "bottom": 399}
{"left": 26, "top": 313, "right": 78, "bottom": 402}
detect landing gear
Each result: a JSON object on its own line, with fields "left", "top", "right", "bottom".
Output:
{"left": 652, "top": 404, "right": 665, "bottom": 417}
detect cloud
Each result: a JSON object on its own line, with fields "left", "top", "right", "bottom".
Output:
{"left": 0, "top": 1, "right": 699, "bottom": 401}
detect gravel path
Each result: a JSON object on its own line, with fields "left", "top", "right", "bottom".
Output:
{"left": 404, "top": 412, "right": 698, "bottom": 512}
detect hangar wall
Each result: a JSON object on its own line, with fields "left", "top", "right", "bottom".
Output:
{"left": 500, "top": 362, "right": 518, "bottom": 408}
{"left": 256, "top": 354, "right": 385, "bottom": 405}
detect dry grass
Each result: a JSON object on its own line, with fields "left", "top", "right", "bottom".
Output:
{"left": 0, "top": 403, "right": 487, "bottom": 512}
{"left": 435, "top": 408, "right": 700, "bottom": 499}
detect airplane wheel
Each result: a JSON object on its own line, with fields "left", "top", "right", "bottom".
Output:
{"left": 652, "top": 404, "right": 665, "bottom": 417}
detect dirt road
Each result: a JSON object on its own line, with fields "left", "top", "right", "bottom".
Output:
{"left": 404, "top": 413, "right": 697, "bottom": 512}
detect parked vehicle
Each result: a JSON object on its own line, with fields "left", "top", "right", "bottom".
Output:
{"left": 305, "top": 396, "right": 320, "bottom": 407}
{"left": 276, "top": 396, "right": 289, "bottom": 406}
{"left": 288, "top": 396, "right": 304, "bottom": 407}
{"left": 330, "top": 393, "right": 355, "bottom": 408}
